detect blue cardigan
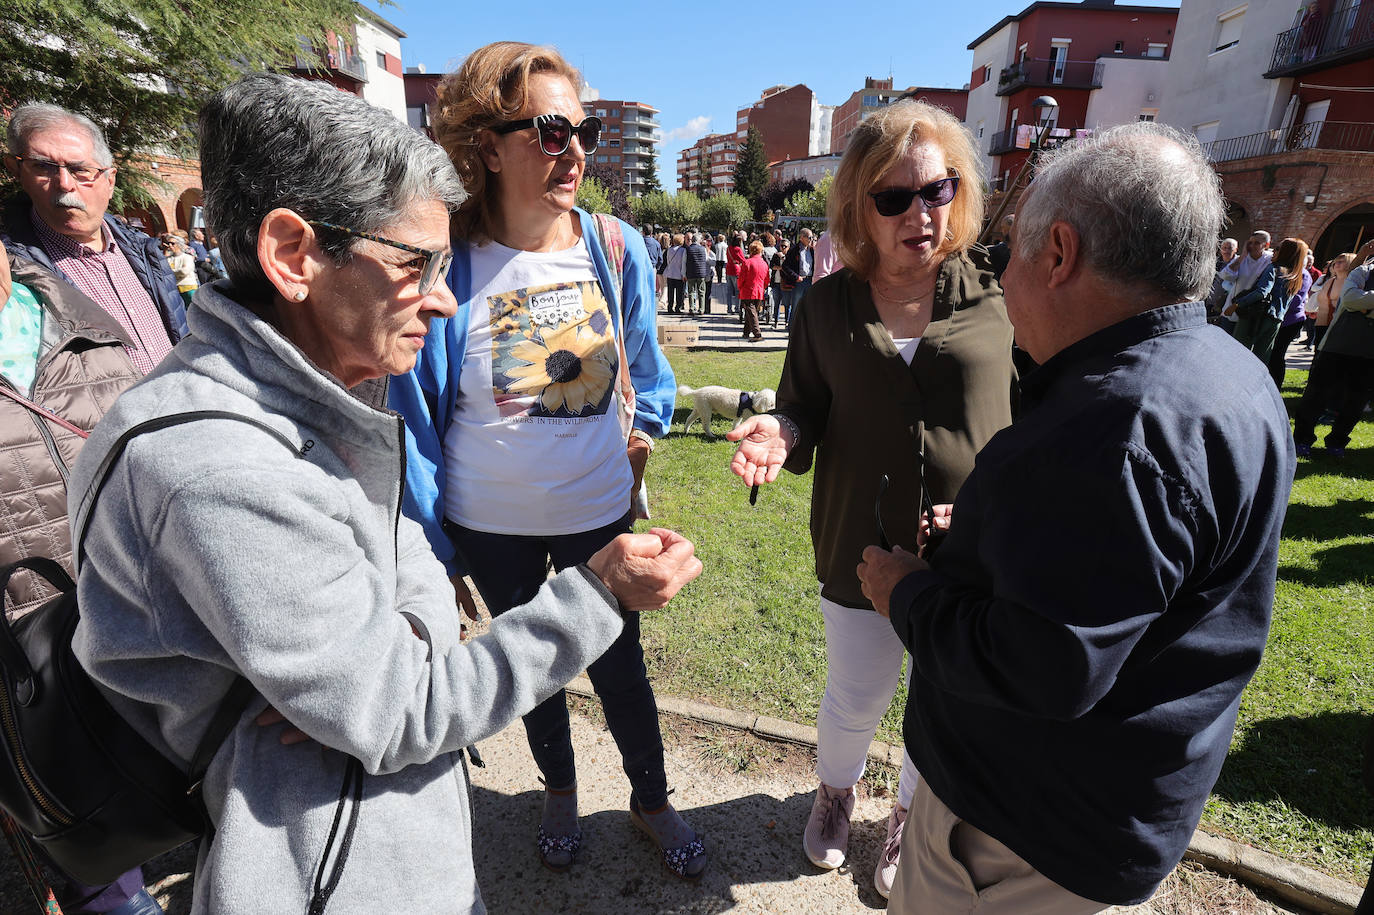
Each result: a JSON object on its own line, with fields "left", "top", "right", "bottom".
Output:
{"left": 389, "top": 208, "right": 675, "bottom": 574}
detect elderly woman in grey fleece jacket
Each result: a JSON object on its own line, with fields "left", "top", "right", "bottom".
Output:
{"left": 66, "top": 74, "right": 701, "bottom": 914}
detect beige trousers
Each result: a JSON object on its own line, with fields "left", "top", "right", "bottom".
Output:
{"left": 889, "top": 780, "right": 1108, "bottom": 914}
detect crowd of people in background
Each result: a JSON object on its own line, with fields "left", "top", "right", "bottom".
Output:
{"left": 647, "top": 225, "right": 824, "bottom": 331}
{"left": 1, "top": 42, "right": 1373, "bottom": 915}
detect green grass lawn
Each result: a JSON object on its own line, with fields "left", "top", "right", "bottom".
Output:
{"left": 640, "top": 352, "right": 1374, "bottom": 884}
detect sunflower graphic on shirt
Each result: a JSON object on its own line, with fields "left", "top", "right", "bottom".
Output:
{"left": 489, "top": 280, "right": 617, "bottom": 418}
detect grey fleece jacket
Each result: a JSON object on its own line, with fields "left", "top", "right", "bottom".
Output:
{"left": 67, "top": 283, "right": 626, "bottom": 913}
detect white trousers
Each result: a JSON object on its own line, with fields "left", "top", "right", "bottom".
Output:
{"left": 816, "top": 594, "right": 920, "bottom": 809}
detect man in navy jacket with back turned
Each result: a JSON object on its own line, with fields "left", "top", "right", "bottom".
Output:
{"left": 857, "top": 123, "right": 1294, "bottom": 914}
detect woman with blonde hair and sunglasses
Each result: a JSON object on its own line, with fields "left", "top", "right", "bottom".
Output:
{"left": 728, "top": 99, "right": 1016, "bottom": 898}
{"left": 388, "top": 42, "right": 705, "bottom": 881}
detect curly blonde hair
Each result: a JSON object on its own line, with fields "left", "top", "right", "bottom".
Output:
{"left": 432, "top": 42, "right": 582, "bottom": 242}
{"left": 827, "top": 100, "right": 984, "bottom": 280}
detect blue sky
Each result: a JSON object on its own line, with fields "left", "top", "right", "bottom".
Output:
{"left": 367, "top": 0, "right": 1174, "bottom": 189}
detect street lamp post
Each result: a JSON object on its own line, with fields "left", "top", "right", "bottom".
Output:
{"left": 979, "top": 94, "right": 1060, "bottom": 245}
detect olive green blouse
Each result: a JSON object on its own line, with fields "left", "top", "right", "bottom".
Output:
{"left": 775, "top": 246, "right": 1018, "bottom": 609}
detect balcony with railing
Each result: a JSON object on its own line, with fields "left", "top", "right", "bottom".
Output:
{"left": 1202, "top": 120, "right": 1374, "bottom": 163}
{"left": 988, "top": 128, "right": 1021, "bottom": 156}
{"left": 290, "top": 41, "right": 368, "bottom": 84}
{"left": 1265, "top": 2, "right": 1374, "bottom": 76}
{"left": 997, "top": 58, "right": 1104, "bottom": 96}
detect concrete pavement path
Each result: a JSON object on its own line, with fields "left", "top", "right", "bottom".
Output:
{"left": 0, "top": 703, "right": 1305, "bottom": 914}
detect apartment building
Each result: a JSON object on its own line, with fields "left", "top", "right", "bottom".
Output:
{"left": 830, "top": 78, "right": 970, "bottom": 154}
{"left": 676, "top": 132, "right": 738, "bottom": 196}
{"left": 583, "top": 98, "right": 662, "bottom": 198}
{"left": 1159, "top": 0, "right": 1374, "bottom": 258}
{"left": 735, "top": 84, "right": 831, "bottom": 163}
{"left": 965, "top": 0, "right": 1178, "bottom": 191}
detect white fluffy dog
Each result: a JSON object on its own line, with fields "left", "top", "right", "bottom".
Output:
{"left": 678, "top": 384, "right": 777, "bottom": 439}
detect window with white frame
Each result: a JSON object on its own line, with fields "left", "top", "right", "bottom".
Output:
{"left": 1147, "top": 42, "right": 1168, "bottom": 57}
{"left": 1213, "top": 7, "right": 1246, "bottom": 54}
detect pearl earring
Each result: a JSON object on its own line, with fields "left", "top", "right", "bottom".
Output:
{"left": 293, "top": 291, "right": 306, "bottom": 302}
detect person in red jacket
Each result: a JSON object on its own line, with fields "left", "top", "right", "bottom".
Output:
{"left": 726, "top": 232, "right": 746, "bottom": 318}
{"left": 737, "top": 240, "right": 770, "bottom": 341}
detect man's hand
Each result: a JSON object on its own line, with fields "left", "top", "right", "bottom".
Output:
{"left": 451, "top": 573, "right": 480, "bottom": 640}
{"left": 918, "top": 503, "right": 954, "bottom": 558}
{"left": 857, "top": 546, "right": 927, "bottom": 618}
{"left": 1359, "top": 238, "right": 1374, "bottom": 266}
{"left": 587, "top": 528, "right": 703, "bottom": 611}
{"left": 727, "top": 415, "right": 792, "bottom": 487}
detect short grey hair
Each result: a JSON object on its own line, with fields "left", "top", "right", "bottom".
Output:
{"left": 1250, "top": 230, "right": 1271, "bottom": 244}
{"left": 1220, "top": 237, "right": 1238, "bottom": 251}
{"left": 199, "top": 74, "right": 467, "bottom": 300}
{"left": 6, "top": 103, "right": 114, "bottom": 167}
{"left": 1015, "top": 122, "right": 1224, "bottom": 301}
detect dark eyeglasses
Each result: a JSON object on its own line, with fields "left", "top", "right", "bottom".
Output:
{"left": 493, "top": 114, "right": 603, "bottom": 157}
{"left": 874, "top": 427, "right": 945, "bottom": 559}
{"left": 869, "top": 175, "right": 960, "bottom": 218}
{"left": 11, "top": 155, "right": 113, "bottom": 185}
{"left": 307, "top": 221, "right": 452, "bottom": 296}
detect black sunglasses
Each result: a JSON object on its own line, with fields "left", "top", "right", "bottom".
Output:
{"left": 307, "top": 221, "right": 453, "bottom": 296}
{"left": 874, "top": 429, "right": 945, "bottom": 559}
{"left": 869, "top": 175, "right": 960, "bottom": 218}
{"left": 494, "top": 113, "right": 603, "bottom": 157}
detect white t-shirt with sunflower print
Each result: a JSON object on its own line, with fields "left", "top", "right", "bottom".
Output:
{"left": 441, "top": 238, "right": 632, "bottom": 536}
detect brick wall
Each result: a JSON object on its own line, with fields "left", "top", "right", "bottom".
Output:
{"left": 1217, "top": 149, "right": 1374, "bottom": 260}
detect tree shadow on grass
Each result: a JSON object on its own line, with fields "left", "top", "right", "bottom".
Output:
{"left": 1214, "top": 710, "right": 1374, "bottom": 833}
{"left": 1278, "top": 496, "right": 1374, "bottom": 588}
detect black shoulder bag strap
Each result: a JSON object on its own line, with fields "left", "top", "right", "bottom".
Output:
{"left": 74, "top": 410, "right": 306, "bottom": 808}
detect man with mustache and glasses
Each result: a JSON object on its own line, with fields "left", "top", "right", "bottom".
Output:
{"left": 3, "top": 104, "right": 186, "bottom": 377}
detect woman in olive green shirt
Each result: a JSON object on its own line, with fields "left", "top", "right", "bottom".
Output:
{"left": 729, "top": 99, "right": 1016, "bottom": 900}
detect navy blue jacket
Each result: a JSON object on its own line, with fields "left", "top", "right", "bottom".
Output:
{"left": 2, "top": 195, "right": 188, "bottom": 343}
{"left": 641, "top": 232, "right": 662, "bottom": 271}
{"left": 684, "top": 242, "right": 710, "bottom": 279}
{"left": 889, "top": 303, "right": 1294, "bottom": 905}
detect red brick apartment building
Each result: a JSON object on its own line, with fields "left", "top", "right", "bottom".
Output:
{"left": 736, "top": 84, "right": 819, "bottom": 164}
{"left": 582, "top": 99, "right": 662, "bottom": 198}
{"left": 677, "top": 132, "right": 737, "bottom": 196}
{"left": 965, "top": 0, "right": 1178, "bottom": 192}
{"left": 1161, "top": 0, "right": 1374, "bottom": 259}
{"left": 830, "top": 78, "right": 969, "bottom": 154}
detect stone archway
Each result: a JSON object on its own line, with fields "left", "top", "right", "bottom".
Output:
{"left": 1312, "top": 200, "right": 1374, "bottom": 266}
{"left": 174, "top": 188, "right": 204, "bottom": 232}
{"left": 1223, "top": 202, "right": 1250, "bottom": 248}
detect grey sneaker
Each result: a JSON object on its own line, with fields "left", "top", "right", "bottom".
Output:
{"left": 803, "top": 784, "right": 854, "bottom": 869}
{"left": 874, "top": 805, "right": 908, "bottom": 898}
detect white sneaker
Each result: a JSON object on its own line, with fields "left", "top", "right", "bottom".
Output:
{"left": 803, "top": 784, "right": 854, "bottom": 869}
{"left": 874, "top": 804, "right": 908, "bottom": 899}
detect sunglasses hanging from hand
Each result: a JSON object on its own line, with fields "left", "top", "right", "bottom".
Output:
{"left": 494, "top": 114, "right": 603, "bottom": 157}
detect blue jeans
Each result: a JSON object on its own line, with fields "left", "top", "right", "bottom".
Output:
{"left": 789, "top": 276, "right": 812, "bottom": 322}
{"left": 727, "top": 275, "right": 739, "bottom": 312}
{"left": 448, "top": 513, "right": 668, "bottom": 808}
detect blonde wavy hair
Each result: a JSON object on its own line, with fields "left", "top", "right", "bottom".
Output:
{"left": 827, "top": 100, "right": 984, "bottom": 280}
{"left": 432, "top": 42, "right": 582, "bottom": 242}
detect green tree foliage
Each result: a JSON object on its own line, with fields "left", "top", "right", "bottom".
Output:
{"left": 666, "top": 192, "right": 702, "bottom": 229}
{"left": 1, "top": 0, "right": 360, "bottom": 207}
{"left": 575, "top": 175, "right": 612, "bottom": 216}
{"left": 762, "top": 177, "right": 813, "bottom": 215}
{"left": 699, "top": 193, "right": 751, "bottom": 232}
{"left": 582, "top": 162, "right": 632, "bottom": 222}
{"left": 641, "top": 153, "right": 662, "bottom": 195}
{"left": 784, "top": 174, "right": 833, "bottom": 219}
{"left": 732, "top": 125, "right": 771, "bottom": 217}
{"left": 632, "top": 190, "right": 702, "bottom": 230}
